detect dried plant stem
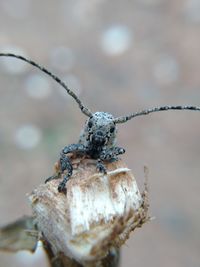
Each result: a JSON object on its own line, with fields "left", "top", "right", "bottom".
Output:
{"left": 43, "top": 240, "right": 120, "bottom": 267}
{"left": 29, "top": 157, "right": 149, "bottom": 267}
{"left": 42, "top": 239, "right": 83, "bottom": 267}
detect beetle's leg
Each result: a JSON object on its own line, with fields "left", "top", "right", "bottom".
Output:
{"left": 45, "top": 173, "right": 60, "bottom": 183}
{"left": 96, "top": 147, "right": 125, "bottom": 174}
{"left": 99, "top": 146, "right": 125, "bottom": 161}
{"left": 62, "top": 143, "right": 86, "bottom": 155}
{"left": 57, "top": 167, "right": 72, "bottom": 193}
{"left": 96, "top": 159, "right": 107, "bottom": 174}
{"left": 58, "top": 144, "right": 87, "bottom": 193}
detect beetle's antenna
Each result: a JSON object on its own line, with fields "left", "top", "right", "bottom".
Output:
{"left": 0, "top": 53, "right": 92, "bottom": 117}
{"left": 114, "top": 105, "right": 200, "bottom": 123}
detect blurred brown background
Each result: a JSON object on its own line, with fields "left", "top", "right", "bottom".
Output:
{"left": 0, "top": 0, "right": 200, "bottom": 266}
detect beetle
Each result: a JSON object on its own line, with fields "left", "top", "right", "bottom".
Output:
{"left": 0, "top": 53, "right": 200, "bottom": 193}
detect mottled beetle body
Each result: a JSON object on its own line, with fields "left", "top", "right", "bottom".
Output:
{"left": 79, "top": 112, "right": 116, "bottom": 150}
{"left": 1, "top": 53, "right": 200, "bottom": 193}
{"left": 57, "top": 112, "right": 125, "bottom": 192}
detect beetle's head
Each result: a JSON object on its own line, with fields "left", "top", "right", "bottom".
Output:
{"left": 86, "top": 112, "right": 116, "bottom": 147}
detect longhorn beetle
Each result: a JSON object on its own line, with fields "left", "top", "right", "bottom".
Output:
{"left": 1, "top": 53, "right": 200, "bottom": 193}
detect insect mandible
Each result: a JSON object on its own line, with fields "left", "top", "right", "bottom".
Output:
{"left": 1, "top": 53, "right": 200, "bottom": 193}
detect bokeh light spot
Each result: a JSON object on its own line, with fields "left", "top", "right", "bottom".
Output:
{"left": 24, "top": 73, "right": 52, "bottom": 99}
{"left": 101, "top": 25, "right": 132, "bottom": 56}
{"left": 14, "top": 124, "right": 42, "bottom": 150}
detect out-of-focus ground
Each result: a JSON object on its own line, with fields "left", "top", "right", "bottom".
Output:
{"left": 0, "top": 0, "right": 200, "bottom": 266}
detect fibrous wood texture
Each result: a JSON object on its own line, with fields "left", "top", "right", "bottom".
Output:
{"left": 29, "top": 157, "right": 149, "bottom": 267}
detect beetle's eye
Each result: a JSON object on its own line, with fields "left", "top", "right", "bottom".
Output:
{"left": 88, "top": 121, "right": 93, "bottom": 128}
{"left": 110, "top": 126, "right": 115, "bottom": 133}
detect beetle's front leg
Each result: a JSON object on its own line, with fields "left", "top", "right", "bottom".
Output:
{"left": 57, "top": 152, "right": 73, "bottom": 193}
{"left": 96, "top": 146, "right": 125, "bottom": 174}
{"left": 45, "top": 144, "right": 87, "bottom": 193}
{"left": 45, "top": 173, "right": 60, "bottom": 184}
{"left": 96, "top": 159, "right": 107, "bottom": 174}
{"left": 59, "top": 143, "right": 87, "bottom": 192}
{"left": 100, "top": 146, "right": 125, "bottom": 161}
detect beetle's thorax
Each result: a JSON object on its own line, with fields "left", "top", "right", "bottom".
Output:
{"left": 79, "top": 111, "right": 117, "bottom": 158}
